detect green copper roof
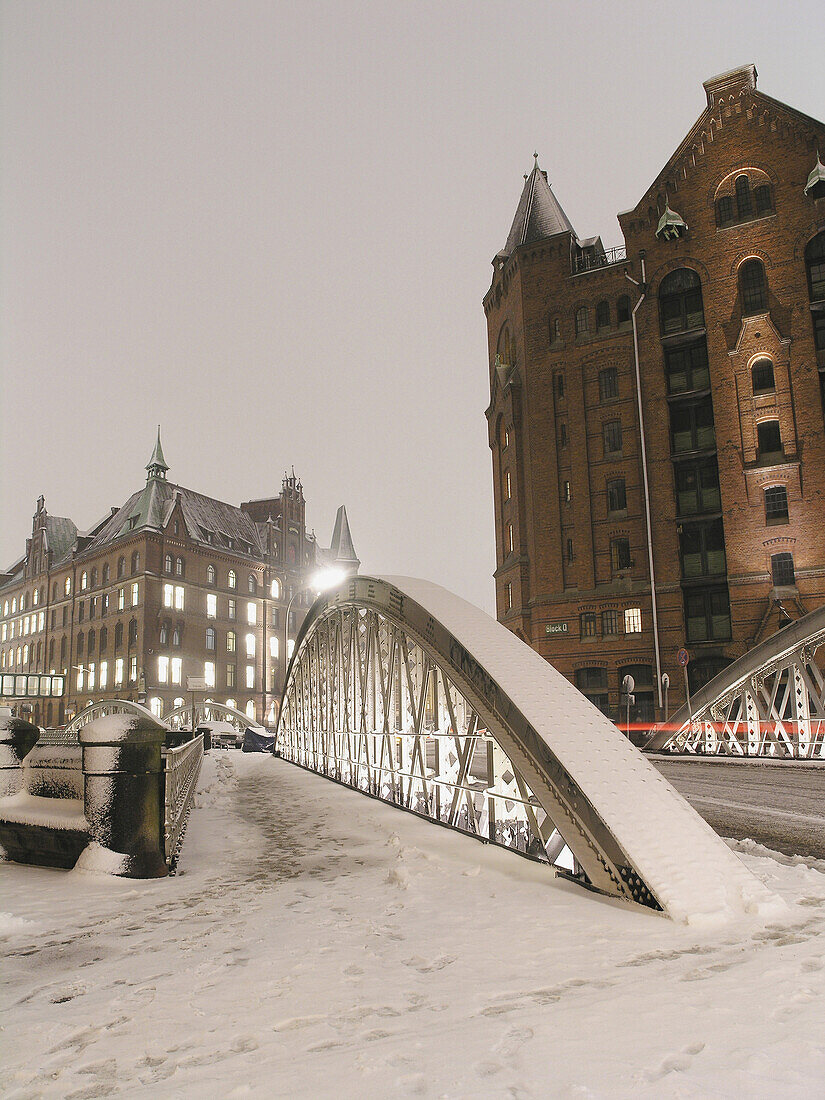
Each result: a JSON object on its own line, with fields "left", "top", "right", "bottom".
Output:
{"left": 146, "top": 426, "right": 169, "bottom": 477}
{"left": 656, "top": 203, "right": 688, "bottom": 241}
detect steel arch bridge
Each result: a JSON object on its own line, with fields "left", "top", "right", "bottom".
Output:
{"left": 277, "top": 575, "right": 780, "bottom": 923}
{"left": 166, "top": 700, "right": 260, "bottom": 732}
{"left": 64, "top": 698, "right": 163, "bottom": 738}
{"left": 647, "top": 605, "right": 825, "bottom": 757}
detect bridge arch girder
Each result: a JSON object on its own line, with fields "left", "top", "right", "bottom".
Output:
{"left": 278, "top": 575, "right": 780, "bottom": 923}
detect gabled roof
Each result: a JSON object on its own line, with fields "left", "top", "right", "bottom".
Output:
{"left": 44, "top": 515, "right": 79, "bottom": 567}
{"left": 85, "top": 480, "right": 265, "bottom": 557}
{"left": 503, "top": 157, "right": 574, "bottom": 256}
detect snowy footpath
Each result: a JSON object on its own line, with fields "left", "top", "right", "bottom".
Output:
{"left": 2, "top": 754, "right": 825, "bottom": 1099}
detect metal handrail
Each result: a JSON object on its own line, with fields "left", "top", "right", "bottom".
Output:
{"left": 163, "top": 733, "right": 204, "bottom": 869}
{"left": 573, "top": 245, "right": 627, "bottom": 275}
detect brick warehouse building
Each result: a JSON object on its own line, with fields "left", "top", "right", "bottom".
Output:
{"left": 0, "top": 433, "right": 359, "bottom": 726}
{"left": 485, "top": 65, "right": 825, "bottom": 726}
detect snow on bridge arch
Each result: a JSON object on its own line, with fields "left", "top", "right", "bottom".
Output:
{"left": 278, "top": 576, "right": 783, "bottom": 924}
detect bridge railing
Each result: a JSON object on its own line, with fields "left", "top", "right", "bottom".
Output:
{"left": 646, "top": 604, "right": 825, "bottom": 757}
{"left": 163, "top": 733, "right": 204, "bottom": 870}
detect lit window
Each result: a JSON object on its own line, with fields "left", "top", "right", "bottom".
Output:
{"left": 246, "top": 633, "right": 256, "bottom": 657}
{"left": 12, "top": 598, "right": 17, "bottom": 613}
{"left": 115, "top": 658, "right": 124, "bottom": 685}
{"left": 228, "top": 570, "right": 236, "bottom": 589}
{"left": 1, "top": 625, "right": 5, "bottom": 642}
{"left": 129, "top": 656, "right": 137, "bottom": 682}
{"left": 504, "top": 470, "right": 511, "bottom": 501}
{"left": 207, "top": 564, "right": 216, "bottom": 585}
{"left": 76, "top": 667, "right": 84, "bottom": 690}
{"left": 81, "top": 571, "right": 88, "bottom": 591}
{"left": 624, "top": 607, "right": 642, "bottom": 633}
{"left": 207, "top": 593, "right": 217, "bottom": 618}
{"left": 204, "top": 661, "right": 216, "bottom": 688}
{"left": 563, "top": 481, "right": 571, "bottom": 503}
{"left": 131, "top": 582, "right": 139, "bottom": 607}
{"left": 226, "top": 663, "right": 236, "bottom": 688}
{"left": 172, "top": 586, "right": 183, "bottom": 610}
{"left": 165, "top": 554, "right": 173, "bottom": 574}
{"left": 38, "top": 611, "right": 45, "bottom": 632}
{"left": 175, "top": 557, "right": 184, "bottom": 577}
{"left": 227, "top": 630, "right": 236, "bottom": 653}
{"left": 270, "top": 636, "right": 279, "bottom": 659}
{"left": 287, "top": 639, "right": 295, "bottom": 659}
{"left": 246, "top": 664, "right": 255, "bottom": 689}
{"left": 206, "top": 626, "right": 216, "bottom": 651}
{"left": 226, "top": 698, "right": 236, "bottom": 709}
{"left": 171, "top": 657, "right": 182, "bottom": 685}
{"left": 246, "top": 700, "right": 256, "bottom": 720}
{"left": 65, "top": 577, "right": 71, "bottom": 596}
{"left": 228, "top": 599, "right": 237, "bottom": 620}
{"left": 87, "top": 662, "right": 95, "bottom": 689}
{"left": 505, "top": 582, "right": 512, "bottom": 611}
{"left": 33, "top": 589, "right": 39, "bottom": 606}
{"left": 507, "top": 524, "right": 514, "bottom": 553}
{"left": 247, "top": 602, "right": 257, "bottom": 625}
{"left": 158, "top": 656, "right": 169, "bottom": 683}
{"left": 149, "top": 697, "right": 163, "bottom": 718}
{"left": 118, "top": 588, "right": 125, "bottom": 611}
{"left": 248, "top": 574, "right": 257, "bottom": 594}
{"left": 271, "top": 578, "right": 281, "bottom": 599}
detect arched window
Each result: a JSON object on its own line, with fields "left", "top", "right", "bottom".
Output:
{"left": 754, "top": 184, "right": 773, "bottom": 216}
{"left": 159, "top": 622, "right": 168, "bottom": 645}
{"left": 65, "top": 577, "right": 71, "bottom": 595}
{"left": 164, "top": 554, "right": 173, "bottom": 573}
{"left": 226, "top": 630, "right": 236, "bottom": 652}
{"left": 771, "top": 552, "right": 795, "bottom": 587}
{"left": 61, "top": 635, "right": 67, "bottom": 662}
{"left": 804, "top": 232, "right": 825, "bottom": 354}
{"left": 77, "top": 631, "right": 84, "bottom": 655}
{"left": 90, "top": 568, "right": 97, "bottom": 588}
{"left": 751, "top": 358, "right": 775, "bottom": 393}
{"left": 659, "top": 269, "right": 704, "bottom": 334}
{"left": 207, "top": 564, "right": 216, "bottom": 585}
{"left": 48, "top": 637, "right": 55, "bottom": 663}
{"left": 206, "top": 627, "right": 216, "bottom": 651}
{"left": 117, "top": 556, "right": 125, "bottom": 578}
{"left": 548, "top": 316, "right": 560, "bottom": 344}
{"left": 575, "top": 306, "right": 589, "bottom": 335}
{"left": 757, "top": 419, "right": 782, "bottom": 458}
{"left": 131, "top": 551, "right": 140, "bottom": 574}
{"left": 149, "top": 697, "right": 163, "bottom": 719}
{"left": 228, "top": 570, "right": 237, "bottom": 589}
{"left": 716, "top": 194, "right": 735, "bottom": 227}
{"left": 734, "top": 174, "right": 752, "bottom": 218}
{"left": 740, "top": 259, "right": 767, "bottom": 315}
{"left": 248, "top": 574, "right": 257, "bottom": 594}
{"left": 270, "top": 578, "right": 281, "bottom": 599}
{"left": 87, "top": 629, "right": 95, "bottom": 654}
{"left": 574, "top": 668, "right": 609, "bottom": 716}
{"left": 172, "top": 625, "right": 181, "bottom": 647}
{"left": 595, "top": 300, "right": 610, "bottom": 330}
{"left": 33, "top": 588, "right": 39, "bottom": 606}
{"left": 114, "top": 621, "right": 123, "bottom": 649}
{"left": 80, "top": 571, "right": 88, "bottom": 591}
{"left": 102, "top": 563, "right": 110, "bottom": 583}
{"left": 128, "top": 618, "right": 138, "bottom": 646}
{"left": 99, "top": 626, "right": 107, "bottom": 652}
{"left": 175, "top": 557, "right": 184, "bottom": 577}
{"left": 497, "top": 324, "right": 512, "bottom": 365}
{"left": 616, "top": 295, "right": 631, "bottom": 324}
{"left": 52, "top": 582, "right": 58, "bottom": 601}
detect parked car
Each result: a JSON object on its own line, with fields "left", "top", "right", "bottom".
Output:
{"left": 196, "top": 720, "right": 243, "bottom": 749}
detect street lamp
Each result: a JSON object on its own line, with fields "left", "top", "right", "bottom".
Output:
{"left": 285, "top": 567, "right": 347, "bottom": 657}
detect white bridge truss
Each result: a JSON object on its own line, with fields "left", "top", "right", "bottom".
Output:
{"left": 279, "top": 576, "right": 779, "bottom": 922}
{"left": 166, "top": 700, "right": 257, "bottom": 732}
{"left": 62, "top": 698, "right": 163, "bottom": 741}
{"left": 648, "top": 605, "right": 825, "bottom": 757}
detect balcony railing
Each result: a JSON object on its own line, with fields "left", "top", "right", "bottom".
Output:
{"left": 573, "top": 246, "right": 627, "bottom": 275}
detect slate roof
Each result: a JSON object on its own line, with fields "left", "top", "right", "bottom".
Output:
{"left": 44, "top": 516, "right": 79, "bottom": 567}
{"left": 326, "top": 505, "right": 359, "bottom": 568}
{"left": 85, "top": 480, "right": 265, "bottom": 557}
{"left": 503, "top": 158, "right": 575, "bottom": 256}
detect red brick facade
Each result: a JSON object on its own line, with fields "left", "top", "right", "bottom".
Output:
{"left": 485, "top": 66, "right": 825, "bottom": 727}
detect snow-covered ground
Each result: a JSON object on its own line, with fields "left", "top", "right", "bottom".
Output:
{"left": 2, "top": 753, "right": 825, "bottom": 1099}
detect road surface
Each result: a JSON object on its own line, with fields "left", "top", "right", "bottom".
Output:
{"left": 650, "top": 756, "right": 825, "bottom": 859}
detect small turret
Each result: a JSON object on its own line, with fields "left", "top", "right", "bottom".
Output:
{"left": 145, "top": 426, "right": 169, "bottom": 481}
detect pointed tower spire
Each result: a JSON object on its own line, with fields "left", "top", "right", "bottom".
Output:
{"left": 146, "top": 425, "right": 169, "bottom": 481}
{"left": 328, "top": 505, "right": 360, "bottom": 573}
{"left": 503, "top": 155, "right": 574, "bottom": 256}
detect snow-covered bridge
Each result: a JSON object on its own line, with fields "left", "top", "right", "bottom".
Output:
{"left": 278, "top": 575, "right": 782, "bottom": 924}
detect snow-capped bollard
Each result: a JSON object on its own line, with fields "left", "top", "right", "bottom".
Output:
{"left": 0, "top": 715, "right": 41, "bottom": 797}
{"left": 76, "top": 714, "right": 168, "bottom": 878}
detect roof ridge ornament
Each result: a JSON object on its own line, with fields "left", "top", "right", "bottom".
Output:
{"left": 804, "top": 151, "right": 825, "bottom": 199}
{"left": 656, "top": 201, "right": 688, "bottom": 241}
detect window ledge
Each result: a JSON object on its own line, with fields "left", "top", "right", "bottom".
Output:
{"left": 716, "top": 210, "right": 776, "bottom": 232}
{"left": 660, "top": 326, "right": 707, "bottom": 346}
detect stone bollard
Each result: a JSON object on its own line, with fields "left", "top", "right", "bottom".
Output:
{"left": 0, "top": 715, "right": 41, "bottom": 797}
{"left": 76, "top": 713, "right": 168, "bottom": 878}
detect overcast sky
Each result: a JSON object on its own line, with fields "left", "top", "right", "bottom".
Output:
{"left": 2, "top": 1, "right": 823, "bottom": 613}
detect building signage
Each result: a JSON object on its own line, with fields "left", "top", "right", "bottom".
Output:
{"left": 545, "top": 622, "right": 569, "bottom": 635}
{"left": 1, "top": 674, "right": 64, "bottom": 698}
{"left": 187, "top": 676, "right": 208, "bottom": 691}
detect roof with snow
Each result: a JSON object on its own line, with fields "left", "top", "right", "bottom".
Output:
{"left": 503, "top": 156, "right": 574, "bottom": 256}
